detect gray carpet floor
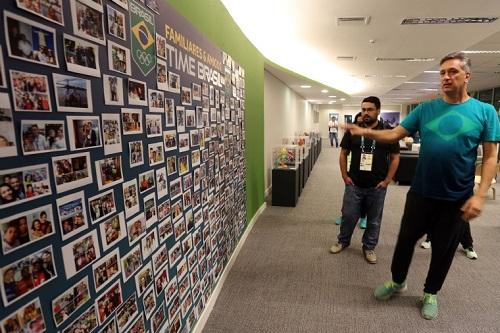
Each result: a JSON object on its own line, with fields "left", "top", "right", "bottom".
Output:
{"left": 202, "top": 143, "right": 500, "bottom": 333}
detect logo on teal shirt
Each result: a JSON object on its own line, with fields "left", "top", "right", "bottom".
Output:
{"left": 425, "top": 110, "right": 480, "bottom": 141}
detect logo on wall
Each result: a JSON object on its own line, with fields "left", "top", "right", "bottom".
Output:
{"left": 130, "top": 0, "right": 156, "bottom": 76}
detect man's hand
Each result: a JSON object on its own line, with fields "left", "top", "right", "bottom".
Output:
{"left": 375, "top": 180, "right": 389, "bottom": 189}
{"left": 342, "top": 175, "right": 354, "bottom": 186}
{"left": 342, "top": 123, "right": 366, "bottom": 136}
{"left": 460, "top": 194, "right": 485, "bottom": 221}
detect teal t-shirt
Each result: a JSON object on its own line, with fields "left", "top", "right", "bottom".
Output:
{"left": 401, "top": 97, "right": 500, "bottom": 201}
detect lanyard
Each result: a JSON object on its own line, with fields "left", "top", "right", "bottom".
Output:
{"left": 360, "top": 136, "right": 376, "bottom": 153}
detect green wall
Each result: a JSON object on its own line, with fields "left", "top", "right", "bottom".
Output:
{"left": 167, "top": 0, "right": 265, "bottom": 222}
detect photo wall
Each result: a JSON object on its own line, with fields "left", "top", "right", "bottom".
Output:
{"left": 0, "top": 0, "right": 247, "bottom": 332}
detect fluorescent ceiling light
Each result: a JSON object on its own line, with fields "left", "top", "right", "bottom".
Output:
{"left": 405, "top": 81, "right": 433, "bottom": 84}
{"left": 220, "top": 1, "right": 365, "bottom": 94}
{"left": 462, "top": 50, "right": 500, "bottom": 54}
{"left": 340, "top": 98, "right": 346, "bottom": 101}
{"left": 328, "top": 95, "right": 337, "bottom": 98}
{"left": 321, "top": 89, "right": 328, "bottom": 93}
{"left": 424, "top": 70, "right": 440, "bottom": 73}
{"left": 420, "top": 88, "right": 438, "bottom": 91}
{"left": 300, "top": 85, "right": 312, "bottom": 88}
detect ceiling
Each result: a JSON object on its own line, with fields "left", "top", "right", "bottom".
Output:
{"left": 221, "top": 0, "right": 500, "bottom": 106}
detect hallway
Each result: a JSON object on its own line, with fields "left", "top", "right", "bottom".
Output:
{"left": 203, "top": 143, "right": 500, "bottom": 333}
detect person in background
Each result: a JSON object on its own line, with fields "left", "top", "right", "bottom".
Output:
{"left": 345, "top": 52, "right": 499, "bottom": 320}
{"left": 336, "top": 112, "right": 368, "bottom": 229}
{"left": 328, "top": 116, "right": 339, "bottom": 147}
{"left": 330, "top": 96, "right": 400, "bottom": 265}
{"left": 420, "top": 222, "right": 477, "bottom": 259}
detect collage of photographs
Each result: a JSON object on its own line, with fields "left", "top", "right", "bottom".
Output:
{"left": 0, "top": 1, "right": 248, "bottom": 333}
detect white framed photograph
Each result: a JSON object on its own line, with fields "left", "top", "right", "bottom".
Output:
{"left": 169, "top": 178, "right": 182, "bottom": 200}
{"left": 164, "top": 130, "right": 177, "bottom": 152}
{"left": 156, "top": 33, "right": 166, "bottom": 59}
{"left": 129, "top": 140, "right": 144, "bottom": 168}
{"left": 95, "top": 155, "right": 124, "bottom": 190}
{"left": 80, "top": 0, "right": 104, "bottom": 12}
{"left": 192, "top": 83, "right": 201, "bottom": 101}
{"left": 62, "top": 229, "right": 100, "bottom": 278}
{"left": 181, "top": 86, "right": 192, "bottom": 106}
{"left": 128, "top": 78, "right": 147, "bottom": 106}
{"left": 148, "top": 141, "right": 164, "bottom": 166}
{"left": 16, "top": 0, "right": 64, "bottom": 25}
{"left": 4, "top": 11, "right": 59, "bottom": 67}
{"left": 146, "top": 0, "right": 159, "bottom": 13}
{"left": 71, "top": 0, "right": 106, "bottom": 45}
{"left": 92, "top": 248, "right": 121, "bottom": 293}
{"left": 143, "top": 286, "right": 156, "bottom": 320}
{"left": 121, "top": 108, "right": 142, "bottom": 134}
{"left": 0, "top": 245, "right": 57, "bottom": 306}
{"left": 185, "top": 109, "right": 195, "bottom": 128}
{"left": 151, "top": 302, "right": 166, "bottom": 333}
{"left": 52, "top": 277, "right": 91, "bottom": 327}
{"left": 148, "top": 89, "right": 165, "bottom": 113}
{"left": 95, "top": 281, "right": 122, "bottom": 325}
{"left": 158, "top": 216, "right": 172, "bottom": 243}
{"left": 134, "top": 261, "right": 153, "bottom": 296}
{"left": 61, "top": 304, "right": 98, "bottom": 333}
{"left": 0, "top": 204, "right": 54, "bottom": 254}
{"left": 171, "top": 200, "right": 183, "bottom": 224}
{"left": 108, "top": 40, "right": 131, "bottom": 75}
{"left": 151, "top": 245, "right": 168, "bottom": 274}
{"left": 178, "top": 133, "right": 189, "bottom": 152}
{"left": 103, "top": 74, "right": 124, "bottom": 105}
{"left": 56, "top": 191, "right": 89, "bottom": 241}
{"left": 176, "top": 106, "right": 185, "bottom": 132}
{"left": 53, "top": 73, "right": 93, "bottom": 112}
{"left": 166, "top": 156, "right": 177, "bottom": 176}
{"left": 63, "top": 33, "right": 101, "bottom": 77}
{"left": 67, "top": 115, "right": 102, "bottom": 150}
{"left": 146, "top": 114, "right": 163, "bottom": 138}
{"left": 168, "top": 71, "right": 180, "bottom": 93}
{"left": 178, "top": 155, "right": 190, "bottom": 176}
{"left": 0, "top": 163, "right": 52, "bottom": 208}
{"left": 157, "top": 58, "right": 168, "bottom": 91}
{"left": 102, "top": 113, "right": 122, "bottom": 155}
{"left": 165, "top": 98, "right": 175, "bottom": 127}
{"left": 122, "top": 179, "right": 139, "bottom": 218}
{"left": 98, "top": 317, "right": 117, "bottom": 333}
{"left": 126, "top": 212, "right": 146, "bottom": 245}
{"left": 143, "top": 192, "right": 158, "bottom": 228}
{"left": 99, "top": 212, "right": 126, "bottom": 252}
{"left": 2, "top": 297, "right": 47, "bottom": 333}
{"left": 88, "top": 189, "right": 117, "bottom": 224}
{"left": 115, "top": 293, "right": 138, "bottom": 332}
{"left": 10, "top": 70, "right": 51, "bottom": 112}
{"left": 157, "top": 198, "right": 171, "bottom": 221}
{"left": 168, "top": 241, "right": 182, "bottom": 267}
{"left": 156, "top": 167, "right": 168, "bottom": 199}
{"left": 107, "top": 4, "right": 126, "bottom": 40}
{"left": 20, "top": 120, "right": 66, "bottom": 155}
{"left": 154, "top": 265, "right": 169, "bottom": 297}
{"left": 0, "top": 94, "right": 16, "bottom": 157}
{"left": 138, "top": 169, "right": 155, "bottom": 194}
{"left": 141, "top": 228, "right": 158, "bottom": 259}
{"left": 191, "top": 149, "right": 201, "bottom": 167}
{"left": 52, "top": 152, "right": 93, "bottom": 194}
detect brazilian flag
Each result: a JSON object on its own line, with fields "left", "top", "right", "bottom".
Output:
{"left": 130, "top": 0, "right": 156, "bottom": 76}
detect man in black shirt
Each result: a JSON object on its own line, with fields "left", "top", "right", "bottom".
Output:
{"left": 330, "top": 96, "right": 400, "bottom": 264}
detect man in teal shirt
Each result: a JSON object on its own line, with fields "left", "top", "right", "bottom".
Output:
{"left": 344, "top": 52, "right": 499, "bottom": 320}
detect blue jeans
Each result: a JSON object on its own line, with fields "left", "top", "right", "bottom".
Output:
{"left": 338, "top": 184, "right": 387, "bottom": 250}
{"left": 329, "top": 132, "right": 338, "bottom": 147}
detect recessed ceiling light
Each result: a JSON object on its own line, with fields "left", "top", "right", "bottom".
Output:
{"left": 461, "top": 50, "right": 500, "bottom": 54}
{"left": 300, "top": 85, "right": 312, "bottom": 88}
{"left": 340, "top": 98, "right": 346, "bottom": 101}
{"left": 328, "top": 101, "right": 334, "bottom": 104}
{"left": 328, "top": 95, "right": 337, "bottom": 98}
{"left": 332, "top": 100, "right": 337, "bottom": 103}
{"left": 424, "top": 70, "right": 440, "bottom": 73}
{"left": 321, "top": 89, "right": 328, "bottom": 93}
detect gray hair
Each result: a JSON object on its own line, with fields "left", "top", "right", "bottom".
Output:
{"left": 440, "top": 52, "right": 471, "bottom": 73}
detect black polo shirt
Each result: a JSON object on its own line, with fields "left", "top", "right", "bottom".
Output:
{"left": 340, "top": 122, "right": 400, "bottom": 188}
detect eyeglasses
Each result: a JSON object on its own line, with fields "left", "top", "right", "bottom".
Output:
{"left": 361, "top": 108, "right": 377, "bottom": 113}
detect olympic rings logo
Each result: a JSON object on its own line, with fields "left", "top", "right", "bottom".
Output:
{"left": 136, "top": 49, "right": 153, "bottom": 66}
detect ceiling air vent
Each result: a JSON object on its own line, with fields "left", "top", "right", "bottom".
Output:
{"left": 337, "top": 16, "right": 371, "bottom": 25}
{"left": 401, "top": 17, "right": 498, "bottom": 25}
{"left": 375, "top": 57, "right": 434, "bottom": 62}
{"left": 336, "top": 56, "right": 357, "bottom": 61}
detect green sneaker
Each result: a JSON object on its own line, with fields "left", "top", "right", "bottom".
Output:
{"left": 421, "top": 293, "right": 438, "bottom": 320}
{"left": 373, "top": 280, "right": 407, "bottom": 300}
